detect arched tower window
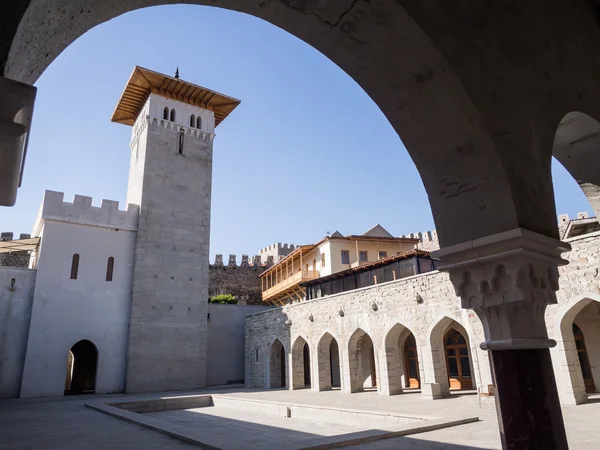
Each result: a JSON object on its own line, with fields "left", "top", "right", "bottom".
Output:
{"left": 196, "top": 116, "right": 202, "bottom": 129}
{"left": 163, "top": 107, "right": 169, "bottom": 120}
{"left": 106, "top": 257, "right": 114, "bottom": 282}
{"left": 170, "top": 108, "right": 176, "bottom": 122}
{"left": 70, "top": 254, "right": 80, "bottom": 280}
{"left": 190, "top": 114, "right": 195, "bottom": 127}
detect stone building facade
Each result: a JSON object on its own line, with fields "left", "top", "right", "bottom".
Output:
{"left": 245, "top": 221, "right": 600, "bottom": 406}
{"left": 209, "top": 254, "right": 272, "bottom": 305}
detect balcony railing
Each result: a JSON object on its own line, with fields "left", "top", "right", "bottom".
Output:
{"left": 263, "top": 270, "right": 319, "bottom": 300}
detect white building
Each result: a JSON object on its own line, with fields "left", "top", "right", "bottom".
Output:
{"left": 0, "top": 67, "right": 268, "bottom": 398}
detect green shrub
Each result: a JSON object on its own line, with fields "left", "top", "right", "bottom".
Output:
{"left": 209, "top": 294, "right": 237, "bottom": 304}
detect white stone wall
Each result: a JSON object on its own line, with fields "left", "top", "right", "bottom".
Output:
{"left": 125, "top": 93, "right": 215, "bottom": 393}
{"left": 246, "top": 232, "right": 600, "bottom": 405}
{"left": 245, "top": 270, "right": 492, "bottom": 395}
{"left": 20, "top": 219, "right": 135, "bottom": 397}
{"left": 0, "top": 267, "right": 36, "bottom": 397}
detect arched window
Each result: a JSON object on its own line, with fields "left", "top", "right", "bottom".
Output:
{"left": 196, "top": 116, "right": 202, "bottom": 129}
{"left": 170, "top": 108, "right": 176, "bottom": 122}
{"left": 178, "top": 130, "right": 184, "bottom": 154}
{"left": 190, "top": 114, "right": 195, "bottom": 127}
{"left": 70, "top": 254, "right": 80, "bottom": 280}
{"left": 163, "top": 107, "right": 169, "bottom": 120}
{"left": 106, "top": 257, "right": 114, "bottom": 282}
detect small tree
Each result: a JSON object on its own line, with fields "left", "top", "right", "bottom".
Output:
{"left": 209, "top": 294, "right": 237, "bottom": 304}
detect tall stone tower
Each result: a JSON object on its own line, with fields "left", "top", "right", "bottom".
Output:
{"left": 112, "top": 66, "right": 240, "bottom": 392}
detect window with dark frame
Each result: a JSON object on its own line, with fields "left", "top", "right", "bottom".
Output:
{"left": 106, "top": 257, "right": 114, "bottom": 282}
{"left": 359, "top": 250, "right": 368, "bottom": 262}
{"left": 341, "top": 250, "right": 350, "bottom": 265}
{"left": 170, "top": 108, "right": 176, "bottom": 122}
{"left": 163, "top": 107, "right": 169, "bottom": 120}
{"left": 178, "top": 130, "right": 184, "bottom": 154}
{"left": 190, "top": 114, "right": 196, "bottom": 127}
{"left": 378, "top": 251, "right": 387, "bottom": 259}
{"left": 70, "top": 254, "right": 80, "bottom": 280}
{"left": 321, "top": 252, "right": 326, "bottom": 267}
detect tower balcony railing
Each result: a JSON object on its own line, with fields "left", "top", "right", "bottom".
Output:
{"left": 262, "top": 270, "right": 319, "bottom": 300}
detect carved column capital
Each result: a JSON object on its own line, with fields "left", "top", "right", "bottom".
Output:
{"left": 433, "top": 228, "right": 571, "bottom": 350}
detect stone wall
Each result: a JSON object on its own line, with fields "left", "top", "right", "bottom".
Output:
{"left": 209, "top": 254, "right": 272, "bottom": 305}
{"left": 0, "top": 232, "right": 31, "bottom": 268}
{"left": 245, "top": 231, "right": 600, "bottom": 405}
{"left": 0, "top": 267, "right": 36, "bottom": 398}
{"left": 207, "top": 303, "right": 271, "bottom": 386}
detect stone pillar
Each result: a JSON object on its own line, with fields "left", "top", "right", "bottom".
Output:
{"left": 0, "top": 76, "right": 36, "bottom": 206}
{"left": 433, "top": 228, "right": 571, "bottom": 450}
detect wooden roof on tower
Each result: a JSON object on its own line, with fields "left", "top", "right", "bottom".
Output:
{"left": 111, "top": 66, "right": 241, "bottom": 127}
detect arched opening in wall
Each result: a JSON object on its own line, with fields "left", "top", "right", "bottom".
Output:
{"left": 268, "top": 339, "right": 286, "bottom": 389}
{"left": 196, "top": 116, "right": 202, "bottom": 129}
{"left": 559, "top": 298, "right": 600, "bottom": 400}
{"left": 429, "top": 317, "right": 476, "bottom": 395}
{"left": 64, "top": 339, "right": 98, "bottom": 395}
{"left": 291, "top": 336, "right": 311, "bottom": 389}
{"left": 348, "top": 328, "right": 377, "bottom": 393}
{"left": 163, "top": 106, "right": 169, "bottom": 120}
{"left": 383, "top": 323, "right": 419, "bottom": 394}
{"left": 316, "top": 332, "right": 341, "bottom": 391}
{"left": 404, "top": 333, "right": 420, "bottom": 389}
{"left": 170, "top": 108, "right": 176, "bottom": 122}
{"left": 444, "top": 329, "right": 472, "bottom": 390}
{"left": 553, "top": 111, "right": 600, "bottom": 220}
{"left": 190, "top": 114, "right": 195, "bottom": 127}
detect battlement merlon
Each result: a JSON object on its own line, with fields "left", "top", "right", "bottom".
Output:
{"left": 32, "top": 190, "right": 139, "bottom": 236}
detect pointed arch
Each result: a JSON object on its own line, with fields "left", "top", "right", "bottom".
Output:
{"left": 383, "top": 323, "right": 419, "bottom": 395}
{"left": 348, "top": 328, "right": 377, "bottom": 393}
{"left": 291, "top": 336, "right": 311, "bottom": 389}
{"left": 429, "top": 316, "right": 475, "bottom": 394}
{"left": 268, "top": 339, "right": 286, "bottom": 389}
{"left": 316, "top": 332, "right": 341, "bottom": 391}
{"left": 557, "top": 297, "right": 600, "bottom": 402}
{"left": 64, "top": 339, "right": 98, "bottom": 395}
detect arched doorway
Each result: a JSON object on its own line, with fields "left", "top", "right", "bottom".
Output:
{"left": 316, "top": 332, "right": 341, "bottom": 391}
{"left": 291, "top": 336, "right": 311, "bottom": 389}
{"left": 348, "top": 328, "right": 377, "bottom": 393}
{"left": 573, "top": 323, "right": 596, "bottom": 394}
{"left": 64, "top": 340, "right": 98, "bottom": 395}
{"left": 444, "top": 329, "right": 472, "bottom": 390}
{"left": 404, "top": 333, "right": 420, "bottom": 389}
{"left": 269, "top": 339, "right": 286, "bottom": 389}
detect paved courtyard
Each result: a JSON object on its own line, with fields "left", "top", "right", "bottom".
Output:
{"left": 0, "top": 388, "right": 598, "bottom": 449}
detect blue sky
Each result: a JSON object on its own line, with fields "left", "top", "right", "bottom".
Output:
{"left": 0, "top": 5, "right": 591, "bottom": 259}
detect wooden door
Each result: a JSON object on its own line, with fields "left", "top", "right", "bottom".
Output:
{"left": 403, "top": 334, "right": 420, "bottom": 388}
{"left": 444, "top": 329, "right": 473, "bottom": 390}
{"left": 574, "top": 323, "right": 596, "bottom": 393}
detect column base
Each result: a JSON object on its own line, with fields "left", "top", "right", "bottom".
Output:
{"left": 421, "top": 383, "right": 442, "bottom": 400}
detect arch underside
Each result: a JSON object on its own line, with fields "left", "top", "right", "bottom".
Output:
{"left": 7, "top": 0, "right": 594, "bottom": 245}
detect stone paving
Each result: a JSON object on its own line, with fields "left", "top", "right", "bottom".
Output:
{"left": 0, "top": 388, "right": 599, "bottom": 449}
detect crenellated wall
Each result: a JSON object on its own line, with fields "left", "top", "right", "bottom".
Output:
{"left": 0, "top": 232, "right": 32, "bottom": 268}
{"left": 209, "top": 254, "right": 273, "bottom": 305}
{"left": 32, "top": 190, "right": 139, "bottom": 235}
{"left": 258, "top": 242, "right": 298, "bottom": 264}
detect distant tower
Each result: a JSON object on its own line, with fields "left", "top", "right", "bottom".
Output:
{"left": 112, "top": 66, "right": 240, "bottom": 392}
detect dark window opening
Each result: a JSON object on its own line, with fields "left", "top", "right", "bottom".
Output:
{"left": 190, "top": 114, "right": 195, "bottom": 127}
{"left": 70, "top": 254, "right": 80, "bottom": 280}
{"left": 106, "top": 257, "right": 114, "bottom": 282}
{"left": 170, "top": 108, "right": 176, "bottom": 122}
{"left": 163, "top": 107, "right": 169, "bottom": 120}
{"left": 178, "top": 131, "right": 184, "bottom": 154}
{"left": 197, "top": 116, "right": 202, "bottom": 129}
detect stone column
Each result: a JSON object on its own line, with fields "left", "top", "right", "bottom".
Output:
{"left": 0, "top": 76, "right": 36, "bottom": 206}
{"left": 433, "top": 228, "right": 571, "bottom": 450}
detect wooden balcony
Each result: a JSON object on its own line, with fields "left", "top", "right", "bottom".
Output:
{"left": 262, "top": 270, "right": 319, "bottom": 303}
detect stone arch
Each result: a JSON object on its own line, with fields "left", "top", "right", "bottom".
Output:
{"left": 291, "top": 336, "right": 311, "bottom": 389}
{"left": 64, "top": 339, "right": 98, "bottom": 395}
{"left": 3, "top": 1, "right": 546, "bottom": 248}
{"left": 553, "top": 111, "right": 600, "bottom": 218}
{"left": 382, "top": 323, "right": 420, "bottom": 395}
{"left": 429, "top": 316, "right": 475, "bottom": 395}
{"left": 556, "top": 296, "right": 600, "bottom": 404}
{"left": 348, "top": 328, "right": 377, "bottom": 393}
{"left": 316, "top": 332, "right": 341, "bottom": 391}
{"left": 268, "top": 338, "right": 286, "bottom": 389}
